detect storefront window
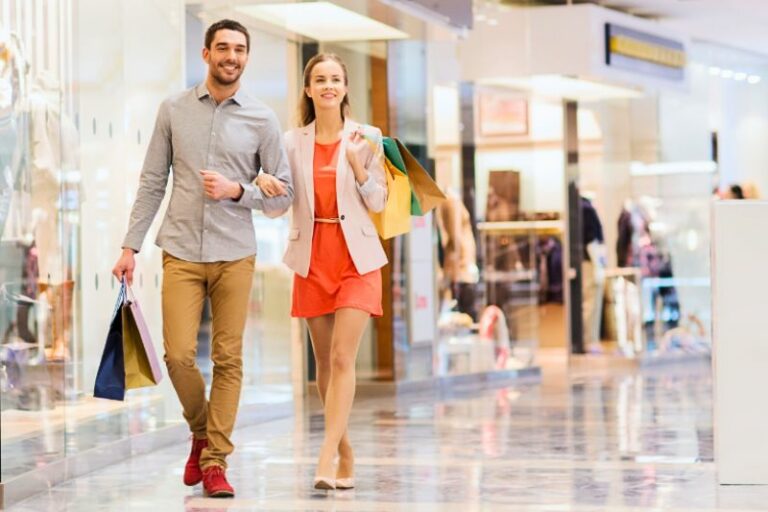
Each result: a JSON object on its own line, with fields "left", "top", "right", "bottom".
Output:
{"left": 576, "top": 92, "right": 714, "bottom": 359}
{"left": 430, "top": 83, "right": 544, "bottom": 375}
{"left": 2, "top": 0, "right": 78, "bottom": 481}
{"left": 1, "top": 0, "right": 300, "bottom": 486}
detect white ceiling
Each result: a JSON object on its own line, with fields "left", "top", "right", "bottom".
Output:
{"left": 599, "top": 0, "right": 768, "bottom": 58}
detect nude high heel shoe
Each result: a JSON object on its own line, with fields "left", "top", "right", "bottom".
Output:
{"left": 313, "top": 476, "right": 336, "bottom": 490}
{"left": 335, "top": 477, "right": 355, "bottom": 490}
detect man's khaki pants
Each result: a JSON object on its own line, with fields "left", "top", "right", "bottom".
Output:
{"left": 162, "top": 252, "right": 255, "bottom": 470}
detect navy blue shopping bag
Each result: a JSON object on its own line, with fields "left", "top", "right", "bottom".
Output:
{"left": 94, "top": 283, "right": 127, "bottom": 400}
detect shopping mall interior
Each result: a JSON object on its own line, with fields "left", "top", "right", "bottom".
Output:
{"left": 1, "top": 0, "right": 768, "bottom": 510}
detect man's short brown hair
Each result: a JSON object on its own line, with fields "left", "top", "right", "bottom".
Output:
{"left": 205, "top": 19, "right": 250, "bottom": 53}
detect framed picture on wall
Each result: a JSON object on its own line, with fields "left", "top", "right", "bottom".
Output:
{"left": 478, "top": 91, "right": 528, "bottom": 137}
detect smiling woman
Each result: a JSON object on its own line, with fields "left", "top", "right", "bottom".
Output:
{"left": 277, "top": 51, "right": 389, "bottom": 492}
{"left": 298, "top": 53, "right": 351, "bottom": 127}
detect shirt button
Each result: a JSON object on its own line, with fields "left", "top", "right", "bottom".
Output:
{"left": 340, "top": 215, "right": 346, "bottom": 220}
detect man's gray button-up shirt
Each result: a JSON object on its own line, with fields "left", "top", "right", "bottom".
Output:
{"left": 122, "top": 84, "right": 294, "bottom": 262}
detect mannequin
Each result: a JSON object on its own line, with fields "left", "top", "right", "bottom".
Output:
{"left": 436, "top": 189, "right": 479, "bottom": 319}
{"left": 1, "top": 33, "right": 38, "bottom": 350}
{"left": 581, "top": 195, "right": 606, "bottom": 349}
{"left": 28, "top": 70, "right": 79, "bottom": 361}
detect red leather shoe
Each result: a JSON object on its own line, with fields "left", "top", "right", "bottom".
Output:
{"left": 183, "top": 437, "right": 208, "bottom": 486}
{"left": 202, "top": 465, "right": 235, "bottom": 498}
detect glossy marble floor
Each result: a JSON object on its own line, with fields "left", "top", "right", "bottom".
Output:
{"left": 8, "top": 358, "right": 768, "bottom": 511}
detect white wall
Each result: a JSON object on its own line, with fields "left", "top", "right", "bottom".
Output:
{"left": 716, "top": 75, "right": 768, "bottom": 197}
{"left": 712, "top": 201, "right": 768, "bottom": 484}
{"left": 658, "top": 64, "right": 711, "bottom": 163}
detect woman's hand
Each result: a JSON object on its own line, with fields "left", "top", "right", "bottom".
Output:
{"left": 346, "top": 128, "right": 370, "bottom": 184}
{"left": 256, "top": 173, "right": 287, "bottom": 198}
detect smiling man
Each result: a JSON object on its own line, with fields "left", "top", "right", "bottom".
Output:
{"left": 112, "top": 19, "right": 293, "bottom": 498}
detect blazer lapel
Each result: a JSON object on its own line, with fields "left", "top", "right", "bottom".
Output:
{"left": 336, "top": 118, "right": 356, "bottom": 202}
{"left": 300, "top": 122, "right": 315, "bottom": 215}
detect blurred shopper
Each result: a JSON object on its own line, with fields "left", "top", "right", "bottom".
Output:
{"left": 277, "top": 53, "right": 387, "bottom": 491}
{"left": 726, "top": 184, "right": 745, "bottom": 199}
{"left": 112, "top": 19, "right": 293, "bottom": 498}
{"left": 742, "top": 182, "right": 760, "bottom": 199}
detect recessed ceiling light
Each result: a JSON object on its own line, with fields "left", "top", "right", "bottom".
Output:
{"left": 487, "top": 18, "right": 498, "bottom": 26}
{"left": 236, "top": 2, "right": 409, "bottom": 42}
{"left": 748, "top": 75, "right": 762, "bottom": 84}
{"left": 721, "top": 69, "right": 734, "bottom": 79}
{"left": 708, "top": 66, "right": 721, "bottom": 76}
{"left": 734, "top": 72, "right": 747, "bottom": 81}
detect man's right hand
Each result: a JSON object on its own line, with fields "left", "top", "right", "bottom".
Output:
{"left": 112, "top": 248, "right": 137, "bottom": 285}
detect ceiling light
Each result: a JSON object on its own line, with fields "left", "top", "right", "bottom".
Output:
{"left": 734, "top": 72, "right": 747, "bottom": 81}
{"left": 480, "top": 75, "right": 643, "bottom": 101}
{"left": 487, "top": 18, "right": 498, "bottom": 26}
{"left": 708, "top": 66, "right": 721, "bottom": 76}
{"left": 748, "top": 75, "right": 762, "bottom": 84}
{"left": 630, "top": 161, "right": 717, "bottom": 176}
{"left": 236, "top": 2, "right": 409, "bottom": 42}
{"left": 720, "top": 69, "right": 734, "bottom": 79}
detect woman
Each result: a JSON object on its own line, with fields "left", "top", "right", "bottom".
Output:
{"left": 259, "top": 53, "right": 387, "bottom": 490}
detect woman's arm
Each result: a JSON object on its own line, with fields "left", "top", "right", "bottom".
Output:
{"left": 348, "top": 127, "right": 387, "bottom": 213}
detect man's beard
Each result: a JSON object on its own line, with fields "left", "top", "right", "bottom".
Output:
{"left": 210, "top": 62, "right": 242, "bottom": 86}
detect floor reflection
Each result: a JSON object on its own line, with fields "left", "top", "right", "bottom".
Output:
{"left": 10, "top": 360, "right": 767, "bottom": 511}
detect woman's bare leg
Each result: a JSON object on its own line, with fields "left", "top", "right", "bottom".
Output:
{"left": 306, "top": 314, "right": 355, "bottom": 479}
{"left": 313, "top": 308, "right": 369, "bottom": 479}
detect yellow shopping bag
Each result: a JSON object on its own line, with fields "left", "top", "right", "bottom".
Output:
{"left": 122, "top": 306, "right": 157, "bottom": 389}
{"left": 370, "top": 155, "right": 412, "bottom": 239}
{"left": 121, "top": 284, "right": 163, "bottom": 390}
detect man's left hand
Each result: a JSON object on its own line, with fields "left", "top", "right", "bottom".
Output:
{"left": 200, "top": 170, "right": 241, "bottom": 201}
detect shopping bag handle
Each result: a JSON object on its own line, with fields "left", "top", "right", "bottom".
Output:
{"left": 120, "top": 277, "right": 137, "bottom": 305}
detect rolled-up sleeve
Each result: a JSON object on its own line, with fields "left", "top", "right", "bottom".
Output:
{"left": 236, "top": 112, "right": 294, "bottom": 218}
{"left": 357, "top": 129, "right": 387, "bottom": 213}
{"left": 122, "top": 100, "right": 172, "bottom": 252}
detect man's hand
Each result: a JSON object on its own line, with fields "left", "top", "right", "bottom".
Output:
{"left": 200, "top": 170, "right": 242, "bottom": 201}
{"left": 256, "top": 173, "right": 287, "bottom": 198}
{"left": 112, "top": 248, "right": 137, "bottom": 285}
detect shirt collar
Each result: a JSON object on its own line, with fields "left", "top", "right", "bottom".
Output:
{"left": 196, "top": 83, "right": 246, "bottom": 107}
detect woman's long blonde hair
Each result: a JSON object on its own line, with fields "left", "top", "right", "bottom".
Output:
{"left": 299, "top": 53, "right": 350, "bottom": 127}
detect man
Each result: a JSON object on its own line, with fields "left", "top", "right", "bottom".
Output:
{"left": 112, "top": 19, "right": 293, "bottom": 498}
